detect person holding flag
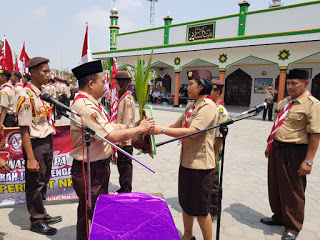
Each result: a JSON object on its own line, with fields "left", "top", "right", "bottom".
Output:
{"left": 114, "top": 71, "right": 135, "bottom": 193}
{"left": 261, "top": 69, "right": 320, "bottom": 240}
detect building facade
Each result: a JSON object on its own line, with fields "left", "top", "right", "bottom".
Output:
{"left": 93, "top": 1, "right": 320, "bottom": 107}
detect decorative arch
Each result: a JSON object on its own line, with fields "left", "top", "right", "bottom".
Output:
{"left": 179, "top": 58, "right": 219, "bottom": 71}
{"left": 288, "top": 51, "right": 320, "bottom": 66}
{"left": 226, "top": 55, "right": 279, "bottom": 68}
{"left": 151, "top": 61, "right": 174, "bottom": 69}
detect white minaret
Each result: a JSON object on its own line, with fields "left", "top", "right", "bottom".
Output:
{"left": 269, "top": 0, "right": 282, "bottom": 8}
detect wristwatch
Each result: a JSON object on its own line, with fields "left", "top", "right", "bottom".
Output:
{"left": 304, "top": 160, "right": 313, "bottom": 166}
{"left": 162, "top": 127, "right": 166, "bottom": 134}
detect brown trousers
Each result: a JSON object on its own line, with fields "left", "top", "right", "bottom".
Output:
{"left": 116, "top": 145, "right": 133, "bottom": 193}
{"left": 268, "top": 141, "right": 308, "bottom": 235}
{"left": 210, "top": 167, "right": 219, "bottom": 215}
{"left": 71, "top": 158, "right": 111, "bottom": 240}
{"left": 23, "top": 135, "right": 53, "bottom": 221}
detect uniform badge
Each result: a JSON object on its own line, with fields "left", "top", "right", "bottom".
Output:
{"left": 218, "top": 108, "right": 224, "bottom": 114}
{"left": 188, "top": 71, "right": 193, "bottom": 78}
{"left": 23, "top": 104, "right": 30, "bottom": 111}
{"left": 26, "top": 89, "right": 33, "bottom": 97}
{"left": 127, "top": 103, "right": 131, "bottom": 108}
{"left": 0, "top": 70, "right": 3, "bottom": 73}
{"left": 2, "top": 92, "right": 6, "bottom": 96}
{"left": 90, "top": 112, "right": 99, "bottom": 122}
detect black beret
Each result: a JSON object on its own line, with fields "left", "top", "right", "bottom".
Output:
{"left": 72, "top": 60, "right": 103, "bottom": 81}
{"left": 23, "top": 73, "right": 32, "bottom": 80}
{"left": 0, "top": 69, "right": 12, "bottom": 80}
{"left": 187, "top": 70, "right": 212, "bottom": 81}
{"left": 12, "top": 70, "right": 22, "bottom": 79}
{"left": 26, "top": 57, "right": 50, "bottom": 69}
{"left": 287, "top": 69, "right": 309, "bottom": 80}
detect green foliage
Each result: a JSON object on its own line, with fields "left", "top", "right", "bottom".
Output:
{"left": 127, "top": 50, "right": 154, "bottom": 120}
{"left": 101, "top": 60, "right": 110, "bottom": 71}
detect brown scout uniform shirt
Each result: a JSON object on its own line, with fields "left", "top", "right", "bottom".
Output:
{"left": 14, "top": 83, "right": 24, "bottom": 114}
{"left": 0, "top": 84, "right": 16, "bottom": 114}
{"left": 176, "top": 95, "right": 217, "bottom": 170}
{"left": 275, "top": 91, "right": 320, "bottom": 144}
{"left": 70, "top": 91, "right": 114, "bottom": 162}
{"left": 116, "top": 92, "right": 135, "bottom": 146}
{"left": 264, "top": 89, "right": 276, "bottom": 100}
{"left": 17, "top": 82, "right": 55, "bottom": 139}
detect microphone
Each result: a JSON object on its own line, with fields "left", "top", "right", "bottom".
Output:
{"left": 41, "top": 93, "right": 80, "bottom": 117}
{"left": 240, "top": 101, "right": 271, "bottom": 115}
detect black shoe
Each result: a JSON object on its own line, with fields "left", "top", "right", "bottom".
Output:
{"left": 30, "top": 221, "right": 57, "bottom": 235}
{"left": 282, "top": 231, "right": 297, "bottom": 240}
{"left": 260, "top": 217, "right": 282, "bottom": 226}
{"left": 44, "top": 215, "right": 62, "bottom": 224}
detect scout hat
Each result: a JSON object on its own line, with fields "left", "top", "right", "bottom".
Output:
{"left": 113, "top": 71, "right": 131, "bottom": 80}
{"left": 12, "top": 70, "right": 22, "bottom": 79}
{"left": 72, "top": 60, "right": 103, "bottom": 81}
{"left": 287, "top": 69, "right": 309, "bottom": 80}
{"left": 23, "top": 73, "right": 31, "bottom": 81}
{"left": 26, "top": 57, "right": 50, "bottom": 70}
{"left": 211, "top": 79, "right": 224, "bottom": 90}
{"left": 187, "top": 70, "right": 212, "bottom": 81}
{"left": 0, "top": 69, "right": 12, "bottom": 80}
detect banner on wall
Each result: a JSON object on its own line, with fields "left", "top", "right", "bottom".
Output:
{"left": 0, "top": 125, "right": 77, "bottom": 206}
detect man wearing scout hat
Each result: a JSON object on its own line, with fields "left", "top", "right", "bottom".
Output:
{"left": 0, "top": 69, "right": 16, "bottom": 127}
{"left": 261, "top": 69, "right": 320, "bottom": 240}
{"left": 113, "top": 71, "right": 135, "bottom": 193}
{"left": 209, "top": 79, "right": 230, "bottom": 220}
{"left": 71, "top": 60, "right": 154, "bottom": 240}
{"left": 17, "top": 57, "right": 61, "bottom": 235}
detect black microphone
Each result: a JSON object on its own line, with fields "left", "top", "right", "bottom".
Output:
{"left": 240, "top": 101, "right": 271, "bottom": 115}
{"left": 41, "top": 93, "right": 80, "bottom": 117}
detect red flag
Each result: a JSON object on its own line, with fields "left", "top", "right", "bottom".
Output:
{"left": 15, "top": 56, "right": 19, "bottom": 71}
{"left": 18, "top": 42, "right": 30, "bottom": 74}
{"left": 0, "top": 37, "right": 13, "bottom": 71}
{"left": 80, "top": 23, "right": 92, "bottom": 64}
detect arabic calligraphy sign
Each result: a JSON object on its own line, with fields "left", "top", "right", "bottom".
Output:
{"left": 187, "top": 23, "right": 215, "bottom": 42}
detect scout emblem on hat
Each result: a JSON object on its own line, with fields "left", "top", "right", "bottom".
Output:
{"left": 187, "top": 70, "right": 212, "bottom": 81}
{"left": 188, "top": 71, "right": 193, "bottom": 78}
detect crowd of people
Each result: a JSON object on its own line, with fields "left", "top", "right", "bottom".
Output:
{"left": 0, "top": 58, "right": 319, "bottom": 240}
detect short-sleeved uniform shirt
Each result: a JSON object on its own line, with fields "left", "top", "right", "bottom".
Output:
{"left": 14, "top": 83, "right": 24, "bottom": 114}
{"left": 175, "top": 95, "right": 217, "bottom": 170}
{"left": 48, "top": 84, "right": 56, "bottom": 98}
{"left": 264, "top": 89, "right": 276, "bottom": 100}
{"left": 17, "top": 81, "right": 56, "bottom": 139}
{"left": 0, "top": 84, "right": 15, "bottom": 114}
{"left": 70, "top": 91, "right": 114, "bottom": 162}
{"left": 215, "top": 104, "right": 230, "bottom": 138}
{"left": 275, "top": 90, "right": 320, "bottom": 144}
{"left": 116, "top": 92, "right": 135, "bottom": 146}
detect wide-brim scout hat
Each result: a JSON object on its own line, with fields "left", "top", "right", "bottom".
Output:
{"left": 287, "top": 69, "right": 309, "bottom": 80}
{"left": 0, "top": 69, "right": 12, "bottom": 80}
{"left": 72, "top": 60, "right": 103, "bottom": 81}
{"left": 12, "top": 70, "right": 22, "bottom": 79}
{"left": 26, "top": 57, "right": 50, "bottom": 70}
{"left": 187, "top": 70, "right": 212, "bottom": 81}
{"left": 113, "top": 71, "right": 131, "bottom": 80}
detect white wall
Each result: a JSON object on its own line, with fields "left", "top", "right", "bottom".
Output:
{"left": 215, "top": 17, "right": 239, "bottom": 39}
{"left": 246, "top": 4, "right": 320, "bottom": 36}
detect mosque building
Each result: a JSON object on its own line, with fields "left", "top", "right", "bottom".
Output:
{"left": 93, "top": 0, "right": 320, "bottom": 107}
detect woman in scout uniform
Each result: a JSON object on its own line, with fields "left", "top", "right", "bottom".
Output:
{"left": 151, "top": 70, "right": 217, "bottom": 240}
{"left": 17, "top": 57, "right": 61, "bottom": 235}
{"left": 114, "top": 71, "right": 135, "bottom": 193}
{"left": 71, "top": 60, "right": 154, "bottom": 240}
{"left": 0, "top": 70, "right": 16, "bottom": 127}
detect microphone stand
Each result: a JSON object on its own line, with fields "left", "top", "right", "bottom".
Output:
{"left": 59, "top": 111, "right": 155, "bottom": 233}
{"left": 155, "top": 105, "right": 266, "bottom": 240}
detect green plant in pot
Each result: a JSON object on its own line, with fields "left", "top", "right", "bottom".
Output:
{"left": 127, "top": 50, "right": 154, "bottom": 158}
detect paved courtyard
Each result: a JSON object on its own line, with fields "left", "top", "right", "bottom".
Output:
{"left": 0, "top": 108, "right": 319, "bottom": 240}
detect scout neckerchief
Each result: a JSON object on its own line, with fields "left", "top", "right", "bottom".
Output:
{"left": 118, "top": 91, "right": 132, "bottom": 103}
{"left": 24, "top": 83, "right": 55, "bottom": 128}
{"left": 1, "top": 84, "right": 12, "bottom": 90}
{"left": 15, "top": 83, "right": 23, "bottom": 88}
{"left": 216, "top": 100, "right": 223, "bottom": 106}
{"left": 266, "top": 98, "right": 296, "bottom": 151}
{"left": 179, "top": 96, "right": 207, "bottom": 145}
{"left": 72, "top": 94, "right": 119, "bottom": 164}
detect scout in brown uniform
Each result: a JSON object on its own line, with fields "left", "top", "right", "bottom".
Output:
{"left": 262, "top": 84, "right": 278, "bottom": 121}
{"left": 114, "top": 71, "right": 135, "bottom": 193}
{"left": 12, "top": 71, "right": 24, "bottom": 115}
{"left": 152, "top": 70, "right": 217, "bottom": 240}
{"left": 0, "top": 70, "right": 16, "bottom": 127}
{"left": 22, "top": 73, "right": 31, "bottom": 87}
{"left": 209, "top": 80, "right": 230, "bottom": 220}
{"left": 17, "top": 57, "right": 62, "bottom": 235}
{"left": 70, "top": 60, "right": 154, "bottom": 240}
{"left": 261, "top": 69, "right": 320, "bottom": 240}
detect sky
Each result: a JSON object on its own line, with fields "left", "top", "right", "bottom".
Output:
{"left": 0, "top": 0, "right": 308, "bottom": 71}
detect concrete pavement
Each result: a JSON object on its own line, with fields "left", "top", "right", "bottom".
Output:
{"left": 0, "top": 108, "right": 319, "bottom": 240}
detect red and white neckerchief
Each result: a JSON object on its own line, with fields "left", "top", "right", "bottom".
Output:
{"left": 205, "top": 95, "right": 212, "bottom": 100}
{"left": 15, "top": 83, "right": 23, "bottom": 88}
{"left": 118, "top": 91, "right": 132, "bottom": 103}
{"left": 25, "top": 84, "right": 55, "bottom": 128}
{"left": 1, "top": 84, "right": 13, "bottom": 90}
{"left": 266, "top": 99, "right": 296, "bottom": 151}
{"left": 178, "top": 103, "right": 197, "bottom": 145}
{"left": 73, "top": 94, "right": 119, "bottom": 163}
{"left": 216, "top": 100, "right": 223, "bottom": 106}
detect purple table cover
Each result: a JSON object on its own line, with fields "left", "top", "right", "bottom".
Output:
{"left": 89, "top": 193, "right": 180, "bottom": 240}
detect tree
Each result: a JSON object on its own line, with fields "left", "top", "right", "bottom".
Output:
{"left": 101, "top": 59, "right": 110, "bottom": 71}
